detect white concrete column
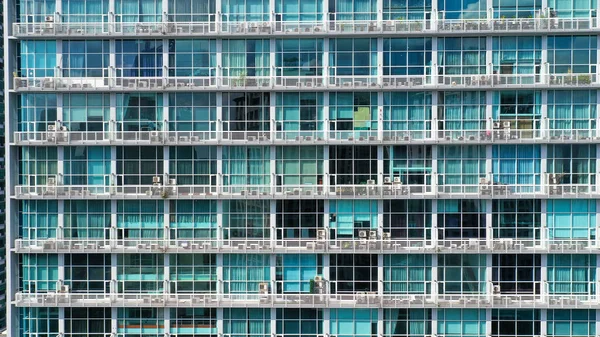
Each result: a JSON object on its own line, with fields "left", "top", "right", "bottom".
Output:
{"left": 377, "top": 145, "right": 383, "bottom": 185}
{"left": 58, "top": 308, "right": 65, "bottom": 336}
{"left": 216, "top": 253, "right": 224, "bottom": 293}
{"left": 431, "top": 141, "right": 438, "bottom": 193}
{"left": 541, "top": 253, "right": 548, "bottom": 304}
{"left": 270, "top": 308, "right": 277, "bottom": 337}
{"left": 431, "top": 200, "right": 438, "bottom": 248}
{"left": 486, "top": 34, "right": 493, "bottom": 76}
{"left": 541, "top": 35, "right": 548, "bottom": 84}
{"left": 541, "top": 144, "right": 548, "bottom": 196}
{"left": 377, "top": 253, "right": 383, "bottom": 296}
{"left": 431, "top": 91, "right": 438, "bottom": 141}
{"left": 486, "top": 253, "right": 493, "bottom": 302}
{"left": 540, "top": 199, "right": 548, "bottom": 248}
{"left": 111, "top": 307, "right": 118, "bottom": 334}
{"left": 216, "top": 39, "right": 223, "bottom": 84}
{"left": 164, "top": 253, "right": 170, "bottom": 294}
{"left": 377, "top": 38, "right": 383, "bottom": 86}
{"left": 431, "top": 37, "right": 438, "bottom": 85}
{"left": 216, "top": 200, "right": 224, "bottom": 245}
{"left": 270, "top": 253, "right": 277, "bottom": 295}
{"left": 540, "top": 90, "right": 548, "bottom": 139}
{"left": 270, "top": 200, "right": 277, "bottom": 248}
{"left": 163, "top": 308, "right": 170, "bottom": 336}
{"left": 57, "top": 199, "right": 65, "bottom": 240}
{"left": 431, "top": 254, "right": 438, "bottom": 303}
{"left": 270, "top": 146, "right": 276, "bottom": 194}
{"left": 486, "top": 200, "right": 493, "bottom": 249}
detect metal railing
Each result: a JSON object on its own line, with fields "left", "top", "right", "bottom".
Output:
{"left": 14, "top": 237, "right": 598, "bottom": 254}
{"left": 14, "top": 292, "right": 600, "bottom": 308}
{"left": 13, "top": 182, "right": 600, "bottom": 199}
{"left": 12, "top": 73, "right": 600, "bottom": 92}
{"left": 12, "top": 17, "right": 598, "bottom": 38}
{"left": 12, "top": 128, "right": 600, "bottom": 146}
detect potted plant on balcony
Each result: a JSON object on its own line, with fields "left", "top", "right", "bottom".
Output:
{"left": 577, "top": 74, "right": 591, "bottom": 85}
{"left": 236, "top": 71, "right": 247, "bottom": 87}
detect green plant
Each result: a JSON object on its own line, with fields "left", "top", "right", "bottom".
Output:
{"left": 577, "top": 74, "right": 591, "bottom": 84}
{"left": 309, "top": 279, "right": 315, "bottom": 293}
{"left": 236, "top": 71, "right": 247, "bottom": 86}
{"left": 161, "top": 188, "right": 170, "bottom": 199}
{"left": 342, "top": 241, "right": 352, "bottom": 249}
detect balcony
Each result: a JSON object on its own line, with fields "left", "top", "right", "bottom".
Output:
{"left": 13, "top": 237, "right": 598, "bottom": 254}
{"left": 11, "top": 17, "right": 598, "bottom": 38}
{"left": 12, "top": 182, "right": 600, "bottom": 200}
{"left": 11, "top": 129, "right": 600, "bottom": 146}
{"left": 13, "top": 74, "right": 599, "bottom": 92}
{"left": 13, "top": 292, "right": 600, "bottom": 309}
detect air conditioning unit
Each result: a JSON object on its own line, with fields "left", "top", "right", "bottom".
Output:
{"left": 314, "top": 276, "right": 323, "bottom": 282}
{"left": 382, "top": 232, "right": 391, "bottom": 240}
{"left": 47, "top": 176, "right": 57, "bottom": 186}
{"left": 384, "top": 177, "right": 392, "bottom": 184}
{"left": 47, "top": 125, "right": 57, "bottom": 132}
{"left": 258, "top": 282, "right": 269, "bottom": 294}
{"left": 367, "top": 179, "right": 375, "bottom": 185}
{"left": 548, "top": 174, "right": 558, "bottom": 185}
{"left": 60, "top": 126, "right": 68, "bottom": 131}
{"left": 45, "top": 15, "right": 54, "bottom": 22}
{"left": 503, "top": 122, "right": 511, "bottom": 128}
{"left": 152, "top": 176, "right": 161, "bottom": 183}
{"left": 168, "top": 179, "right": 177, "bottom": 185}
{"left": 479, "top": 178, "right": 489, "bottom": 185}
{"left": 393, "top": 177, "right": 402, "bottom": 184}
{"left": 317, "top": 229, "right": 327, "bottom": 240}
{"left": 493, "top": 122, "right": 500, "bottom": 129}
{"left": 358, "top": 230, "right": 368, "bottom": 238}
{"left": 369, "top": 230, "right": 377, "bottom": 239}
{"left": 493, "top": 285, "right": 501, "bottom": 294}
{"left": 57, "top": 285, "right": 70, "bottom": 293}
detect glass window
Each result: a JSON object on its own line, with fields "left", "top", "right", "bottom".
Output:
{"left": 275, "top": 0, "right": 323, "bottom": 21}
{"left": 548, "top": 0, "right": 598, "bottom": 17}
{"left": 277, "top": 254, "right": 322, "bottom": 293}
{"left": 330, "top": 254, "right": 377, "bottom": 293}
{"left": 330, "top": 92, "right": 378, "bottom": 132}
{"left": 63, "top": 93, "right": 110, "bottom": 132}
{"left": 115, "top": 0, "right": 161, "bottom": 22}
{"left": 63, "top": 40, "right": 110, "bottom": 77}
{"left": 276, "top": 309, "right": 323, "bottom": 337}
{"left": 438, "top": 309, "right": 486, "bottom": 337}
{"left": 65, "top": 308, "right": 111, "bottom": 337}
{"left": 439, "top": 91, "right": 486, "bottom": 132}
{"left": 223, "top": 200, "right": 271, "bottom": 239}
{"left": 19, "top": 146, "right": 58, "bottom": 185}
{"left": 64, "top": 200, "right": 111, "bottom": 239}
{"left": 383, "top": 200, "right": 432, "bottom": 239}
{"left": 168, "top": 0, "right": 216, "bottom": 22}
{"left": 221, "top": 0, "right": 269, "bottom": 21}
{"left": 548, "top": 36, "right": 597, "bottom": 74}
{"left": 330, "top": 309, "right": 378, "bottom": 337}
{"left": 547, "top": 199, "right": 597, "bottom": 239}
{"left": 492, "top": 37, "right": 542, "bottom": 76}
{"left": 223, "top": 309, "right": 270, "bottom": 337}
{"left": 62, "top": 0, "right": 109, "bottom": 22}
{"left": 117, "top": 254, "right": 164, "bottom": 293}
{"left": 19, "top": 0, "right": 56, "bottom": 22}
{"left": 329, "top": 200, "right": 378, "bottom": 239}
{"left": 439, "top": 255, "right": 486, "bottom": 294}
{"left": 19, "top": 40, "right": 57, "bottom": 77}
{"left": 115, "top": 40, "right": 163, "bottom": 77}
{"left": 276, "top": 146, "right": 324, "bottom": 186}
{"left": 330, "top": 39, "right": 378, "bottom": 76}
{"left": 169, "top": 201, "right": 217, "bottom": 239}
{"left": 383, "top": 92, "right": 432, "bottom": 136}
{"left": 223, "top": 92, "right": 270, "bottom": 133}
{"left": 547, "top": 310, "right": 597, "bottom": 337}
{"left": 18, "top": 93, "right": 58, "bottom": 132}
{"left": 20, "top": 308, "right": 59, "bottom": 337}
{"left": 384, "top": 309, "right": 432, "bottom": 337}
{"left": 438, "top": 146, "right": 486, "bottom": 188}
{"left": 117, "top": 201, "right": 165, "bottom": 239}
{"left": 276, "top": 92, "right": 324, "bottom": 133}
{"left": 169, "top": 146, "right": 217, "bottom": 185}
{"left": 223, "top": 254, "right": 270, "bottom": 293}
{"left": 491, "top": 310, "right": 540, "bottom": 337}
{"left": 492, "top": 255, "right": 541, "bottom": 294}
{"left": 276, "top": 39, "right": 324, "bottom": 76}
{"left": 437, "top": 200, "right": 486, "bottom": 239}
{"left": 169, "top": 39, "right": 217, "bottom": 77}
{"left": 547, "top": 255, "right": 596, "bottom": 294}
{"left": 116, "top": 146, "right": 164, "bottom": 185}
{"left": 438, "top": 37, "right": 486, "bottom": 75}
{"left": 548, "top": 90, "right": 597, "bottom": 131}
{"left": 329, "top": 0, "right": 377, "bottom": 20}
{"left": 63, "top": 146, "right": 111, "bottom": 186}
{"left": 170, "top": 254, "right": 217, "bottom": 293}
{"left": 492, "top": 145, "right": 541, "bottom": 189}
{"left": 116, "top": 93, "right": 164, "bottom": 131}
{"left": 383, "top": 38, "right": 432, "bottom": 76}
{"left": 383, "top": 0, "right": 432, "bottom": 20}
{"left": 492, "top": 0, "right": 542, "bottom": 18}
{"left": 438, "top": 0, "right": 486, "bottom": 19}
{"left": 64, "top": 254, "right": 110, "bottom": 293}
{"left": 20, "top": 254, "right": 59, "bottom": 292}
{"left": 276, "top": 200, "right": 324, "bottom": 239}
{"left": 492, "top": 200, "right": 541, "bottom": 239}
{"left": 547, "top": 144, "right": 596, "bottom": 185}
{"left": 384, "top": 145, "right": 432, "bottom": 186}
{"left": 20, "top": 200, "right": 59, "bottom": 239}
{"left": 118, "top": 308, "right": 164, "bottom": 334}
{"left": 222, "top": 146, "right": 271, "bottom": 186}
{"left": 169, "top": 93, "right": 217, "bottom": 132}
{"left": 383, "top": 254, "right": 431, "bottom": 294}
{"left": 222, "top": 40, "right": 271, "bottom": 77}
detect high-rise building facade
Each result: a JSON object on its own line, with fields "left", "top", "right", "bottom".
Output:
{"left": 4, "top": 0, "right": 600, "bottom": 336}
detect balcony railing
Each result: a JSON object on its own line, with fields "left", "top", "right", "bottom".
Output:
{"left": 12, "top": 183, "right": 599, "bottom": 199}
{"left": 12, "top": 129, "right": 600, "bottom": 146}
{"left": 12, "top": 17, "right": 598, "bottom": 38}
{"left": 14, "top": 292, "right": 600, "bottom": 309}
{"left": 13, "top": 237, "right": 597, "bottom": 254}
{"left": 13, "top": 74, "right": 599, "bottom": 92}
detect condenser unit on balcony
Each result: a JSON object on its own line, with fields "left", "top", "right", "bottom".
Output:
{"left": 384, "top": 177, "right": 392, "bottom": 184}
{"left": 314, "top": 275, "right": 323, "bottom": 282}
{"left": 317, "top": 229, "right": 327, "bottom": 240}
{"left": 493, "top": 122, "right": 501, "bottom": 129}
{"left": 479, "top": 178, "right": 489, "bottom": 185}
{"left": 503, "top": 122, "right": 511, "bottom": 128}
{"left": 493, "top": 285, "right": 501, "bottom": 294}
{"left": 382, "top": 232, "right": 391, "bottom": 240}
{"left": 393, "top": 177, "right": 402, "bottom": 184}
{"left": 258, "top": 282, "right": 269, "bottom": 294}
{"left": 45, "top": 15, "right": 54, "bottom": 22}
{"left": 60, "top": 126, "right": 68, "bottom": 131}
{"left": 369, "top": 230, "right": 377, "bottom": 239}
{"left": 358, "top": 230, "right": 368, "bottom": 238}
{"left": 152, "top": 176, "right": 161, "bottom": 184}
{"left": 48, "top": 125, "right": 57, "bottom": 132}
{"left": 47, "top": 176, "right": 57, "bottom": 186}
{"left": 168, "top": 179, "right": 177, "bottom": 185}
{"left": 57, "top": 285, "right": 70, "bottom": 293}
{"left": 367, "top": 180, "right": 375, "bottom": 185}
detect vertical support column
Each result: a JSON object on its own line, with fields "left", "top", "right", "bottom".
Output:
{"left": 486, "top": 91, "right": 493, "bottom": 136}
{"left": 270, "top": 253, "right": 276, "bottom": 298}
{"left": 111, "top": 307, "right": 118, "bottom": 335}
{"left": 485, "top": 144, "right": 493, "bottom": 188}
{"left": 486, "top": 200, "right": 493, "bottom": 249}
{"left": 378, "top": 309, "right": 384, "bottom": 337}
{"left": 161, "top": 0, "right": 168, "bottom": 21}
{"left": 431, "top": 308, "right": 438, "bottom": 337}
{"left": 323, "top": 129, "right": 330, "bottom": 192}
{"left": 540, "top": 253, "right": 548, "bottom": 304}
{"left": 431, "top": 90, "right": 438, "bottom": 141}
{"left": 377, "top": 254, "right": 383, "bottom": 296}
{"left": 270, "top": 308, "right": 277, "bottom": 337}
{"left": 485, "top": 32, "right": 493, "bottom": 76}
{"left": 57, "top": 199, "right": 65, "bottom": 240}
{"left": 324, "top": 199, "right": 330, "bottom": 243}
{"left": 431, "top": 254, "right": 438, "bottom": 303}
{"left": 596, "top": 199, "right": 600, "bottom": 249}
{"left": 377, "top": 145, "right": 383, "bottom": 185}
{"left": 431, "top": 140, "right": 438, "bottom": 194}
{"left": 58, "top": 308, "right": 65, "bottom": 336}
{"left": 541, "top": 35, "right": 548, "bottom": 84}
{"left": 323, "top": 39, "right": 330, "bottom": 88}
{"left": 431, "top": 200, "right": 438, "bottom": 248}
{"left": 163, "top": 308, "right": 170, "bottom": 337}
{"left": 216, "top": 308, "right": 224, "bottom": 337}
{"left": 216, "top": 200, "right": 224, "bottom": 246}
{"left": 540, "top": 200, "right": 548, "bottom": 248}
{"left": 110, "top": 251, "right": 118, "bottom": 295}
{"left": 486, "top": 253, "right": 493, "bottom": 302}
{"left": 162, "top": 38, "right": 169, "bottom": 82}
{"left": 485, "top": 309, "right": 492, "bottom": 337}
{"left": 216, "top": 39, "right": 223, "bottom": 87}
{"left": 164, "top": 253, "right": 170, "bottom": 295}
{"left": 270, "top": 145, "right": 276, "bottom": 196}
{"left": 111, "top": 200, "right": 117, "bottom": 243}
{"left": 377, "top": 38, "right": 383, "bottom": 86}
{"left": 57, "top": 252, "right": 65, "bottom": 285}
{"left": 216, "top": 253, "right": 223, "bottom": 294}
{"left": 377, "top": 92, "right": 384, "bottom": 142}
{"left": 270, "top": 38, "right": 276, "bottom": 85}
{"left": 270, "top": 200, "right": 277, "bottom": 248}
{"left": 541, "top": 143, "right": 548, "bottom": 197}
{"left": 431, "top": 37, "right": 438, "bottom": 86}
{"left": 540, "top": 90, "right": 548, "bottom": 139}
{"left": 595, "top": 252, "right": 600, "bottom": 302}
{"left": 270, "top": 91, "right": 276, "bottom": 142}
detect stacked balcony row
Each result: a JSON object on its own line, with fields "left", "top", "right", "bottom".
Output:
{"left": 13, "top": 199, "right": 598, "bottom": 253}
{"left": 11, "top": 36, "right": 600, "bottom": 91}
